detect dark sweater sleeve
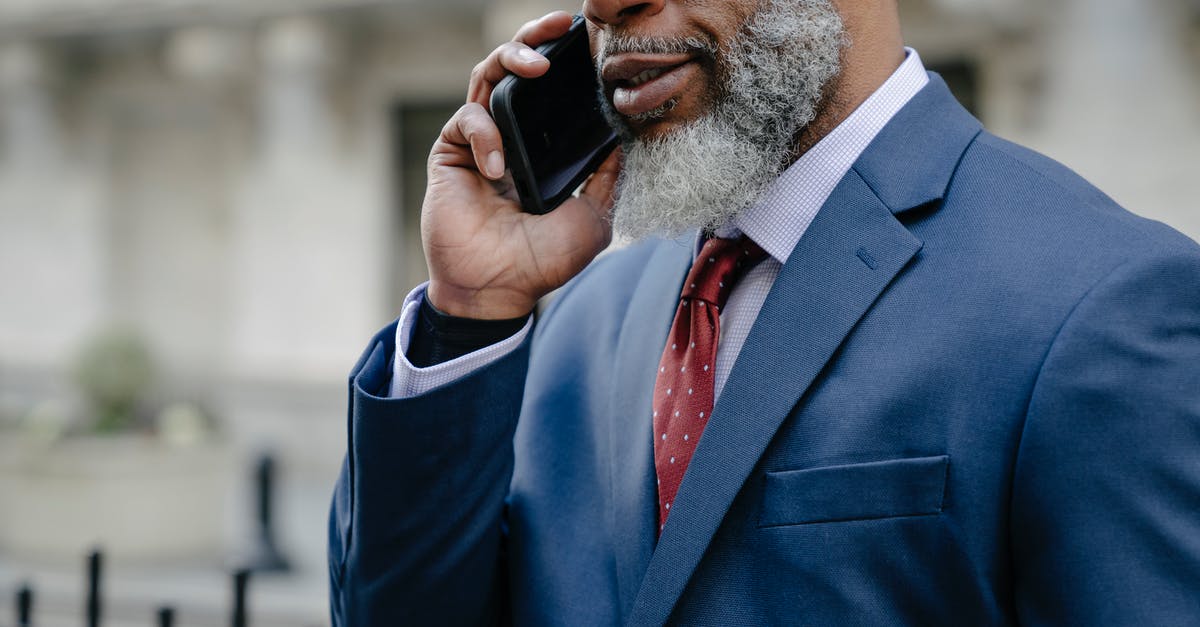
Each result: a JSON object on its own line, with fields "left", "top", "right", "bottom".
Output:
{"left": 406, "top": 295, "right": 531, "bottom": 367}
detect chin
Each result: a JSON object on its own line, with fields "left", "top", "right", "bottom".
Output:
{"left": 626, "top": 118, "right": 687, "bottom": 142}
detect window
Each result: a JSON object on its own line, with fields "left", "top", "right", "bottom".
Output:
{"left": 926, "top": 58, "right": 980, "bottom": 117}
{"left": 389, "top": 102, "right": 458, "bottom": 312}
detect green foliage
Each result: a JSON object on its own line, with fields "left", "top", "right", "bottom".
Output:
{"left": 74, "top": 328, "right": 155, "bottom": 433}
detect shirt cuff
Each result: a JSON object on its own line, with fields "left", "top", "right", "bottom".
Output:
{"left": 389, "top": 282, "right": 533, "bottom": 398}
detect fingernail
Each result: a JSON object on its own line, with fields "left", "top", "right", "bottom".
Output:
{"left": 518, "top": 48, "right": 545, "bottom": 64}
{"left": 486, "top": 151, "right": 503, "bottom": 178}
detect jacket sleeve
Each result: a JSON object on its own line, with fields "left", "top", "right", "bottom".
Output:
{"left": 328, "top": 320, "right": 530, "bottom": 626}
{"left": 1011, "top": 246, "right": 1200, "bottom": 624}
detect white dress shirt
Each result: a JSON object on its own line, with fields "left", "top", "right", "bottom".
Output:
{"left": 390, "top": 49, "right": 929, "bottom": 400}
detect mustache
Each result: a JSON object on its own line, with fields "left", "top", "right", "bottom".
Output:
{"left": 596, "top": 32, "right": 719, "bottom": 64}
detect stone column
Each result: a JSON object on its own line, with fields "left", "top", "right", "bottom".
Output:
{"left": 257, "top": 16, "right": 337, "bottom": 169}
{"left": 1031, "top": 0, "right": 1200, "bottom": 239}
{"left": 0, "top": 41, "right": 103, "bottom": 372}
{"left": 228, "top": 15, "right": 386, "bottom": 382}
{"left": 0, "top": 41, "right": 61, "bottom": 167}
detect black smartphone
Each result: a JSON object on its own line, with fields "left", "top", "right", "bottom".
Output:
{"left": 490, "top": 15, "right": 618, "bottom": 215}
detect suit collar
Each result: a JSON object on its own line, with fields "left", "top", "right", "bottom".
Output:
{"left": 621, "top": 75, "right": 981, "bottom": 625}
{"left": 730, "top": 49, "right": 932, "bottom": 264}
{"left": 853, "top": 73, "right": 982, "bottom": 214}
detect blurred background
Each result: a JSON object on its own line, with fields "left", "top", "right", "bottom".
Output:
{"left": 0, "top": 0, "right": 1197, "bottom": 624}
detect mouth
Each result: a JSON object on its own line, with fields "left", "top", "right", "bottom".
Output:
{"left": 601, "top": 53, "right": 699, "bottom": 119}
{"left": 626, "top": 65, "right": 675, "bottom": 86}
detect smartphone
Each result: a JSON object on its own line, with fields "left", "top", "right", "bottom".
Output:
{"left": 490, "top": 15, "right": 618, "bottom": 215}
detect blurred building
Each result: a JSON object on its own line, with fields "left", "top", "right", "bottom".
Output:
{"left": 0, "top": 0, "right": 1198, "bottom": 624}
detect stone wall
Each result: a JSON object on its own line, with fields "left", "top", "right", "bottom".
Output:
{"left": 0, "top": 1, "right": 1196, "bottom": 619}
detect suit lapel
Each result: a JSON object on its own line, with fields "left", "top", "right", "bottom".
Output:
{"left": 625, "top": 170, "right": 922, "bottom": 626}
{"left": 608, "top": 237, "right": 694, "bottom": 619}
{"left": 623, "top": 74, "right": 982, "bottom": 626}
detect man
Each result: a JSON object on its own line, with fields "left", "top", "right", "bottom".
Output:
{"left": 328, "top": 0, "right": 1200, "bottom": 624}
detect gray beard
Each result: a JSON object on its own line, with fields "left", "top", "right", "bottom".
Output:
{"left": 598, "top": 0, "right": 846, "bottom": 240}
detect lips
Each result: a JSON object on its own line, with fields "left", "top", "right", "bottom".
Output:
{"left": 602, "top": 53, "right": 698, "bottom": 118}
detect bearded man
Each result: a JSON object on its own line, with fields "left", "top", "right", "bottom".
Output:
{"left": 327, "top": 0, "right": 1200, "bottom": 624}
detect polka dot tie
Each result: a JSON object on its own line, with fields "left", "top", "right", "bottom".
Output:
{"left": 653, "top": 235, "right": 767, "bottom": 535}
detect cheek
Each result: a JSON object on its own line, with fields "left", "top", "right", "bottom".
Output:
{"left": 694, "top": 0, "right": 757, "bottom": 42}
{"left": 587, "top": 24, "right": 601, "bottom": 60}
{"left": 676, "top": 58, "right": 723, "bottom": 114}
{"left": 679, "top": 1, "right": 751, "bottom": 97}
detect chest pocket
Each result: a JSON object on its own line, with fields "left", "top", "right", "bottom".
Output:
{"left": 758, "top": 455, "right": 949, "bottom": 528}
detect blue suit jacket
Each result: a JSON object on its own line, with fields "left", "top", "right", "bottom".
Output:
{"left": 328, "top": 76, "right": 1200, "bottom": 625}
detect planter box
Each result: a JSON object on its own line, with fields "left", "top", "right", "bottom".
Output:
{"left": 0, "top": 435, "right": 231, "bottom": 563}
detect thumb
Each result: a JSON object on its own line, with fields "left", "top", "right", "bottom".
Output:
{"left": 578, "top": 147, "right": 622, "bottom": 224}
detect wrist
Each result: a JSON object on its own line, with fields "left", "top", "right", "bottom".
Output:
{"left": 407, "top": 295, "right": 529, "bottom": 368}
{"left": 426, "top": 281, "right": 537, "bottom": 320}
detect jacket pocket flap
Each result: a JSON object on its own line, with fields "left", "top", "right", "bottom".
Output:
{"left": 759, "top": 455, "right": 948, "bottom": 527}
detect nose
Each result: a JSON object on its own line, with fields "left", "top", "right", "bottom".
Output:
{"left": 583, "top": 0, "right": 665, "bottom": 27}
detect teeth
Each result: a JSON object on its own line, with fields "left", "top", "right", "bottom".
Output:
{"left": 628, "top": 67, "right": 666, "bottom": 87}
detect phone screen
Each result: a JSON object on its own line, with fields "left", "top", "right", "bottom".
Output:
{"left": 493, "top": 17, "right": 618, "bottom": 213}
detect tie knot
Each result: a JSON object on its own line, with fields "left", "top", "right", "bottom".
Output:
{"left": 680, "top": 235, "right": 767, "bottom": 307}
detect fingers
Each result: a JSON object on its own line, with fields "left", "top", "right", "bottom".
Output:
{"left": 467, "top": 42, "right": 549, "bottom": 106}
{"left": 546, "top": 147, "right": 621, "bottom": 257}
{"left": 452, "top": 12, "right": 576, "bottom": 175}
{"left": 466, "top": 12, "right": 574, "bottom": 106}
{"left": 438, "top": 102, "right": 506, "bottom": 179}
{"left": 512, "top": 10, "right": 574, "bottom": 45}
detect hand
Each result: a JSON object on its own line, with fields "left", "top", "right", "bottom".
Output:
{"left": 421, "top": 11, "right": 621, "bottom": 320}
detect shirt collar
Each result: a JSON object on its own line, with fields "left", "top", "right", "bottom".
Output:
{"left": 707, "top": 48, "right": 930, "bottom": 263}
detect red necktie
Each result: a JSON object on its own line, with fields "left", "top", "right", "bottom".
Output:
{"left": 653, "top": 235, "right": 767, "bottom": 534}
